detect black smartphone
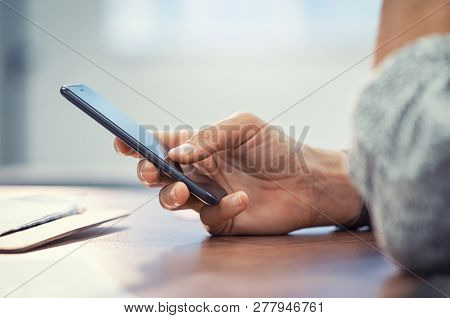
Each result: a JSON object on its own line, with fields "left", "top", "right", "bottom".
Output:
{"left": 60, "top": 84, "right": 226, "bottom": 205}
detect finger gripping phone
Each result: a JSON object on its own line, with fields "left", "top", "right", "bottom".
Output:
{"left": 60, "top": 84, "right": 226, "bottom": 205}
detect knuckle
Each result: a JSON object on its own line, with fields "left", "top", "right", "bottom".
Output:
{"left": 232, "top": 111, "right": 258, "bottom": 122}
{"left": 190, "top": 128, "right": 217, "bottom": 151}
{"left": 193, "top": 127, "right": 214, "bottom": 142}
{"left": 178, "top": 129, "right": 194, "bottom": 141}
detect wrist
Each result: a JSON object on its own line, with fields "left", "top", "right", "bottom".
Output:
{"left": 301, "top": 146, "right": 363, "bottom": 227}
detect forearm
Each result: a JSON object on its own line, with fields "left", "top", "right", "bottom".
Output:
{"left": 375, "top": 0, "right": 450, "bottom": 66}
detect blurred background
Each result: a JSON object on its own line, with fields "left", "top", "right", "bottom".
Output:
{"left": 0, "top": 0, "right": 381, "bottom": 186}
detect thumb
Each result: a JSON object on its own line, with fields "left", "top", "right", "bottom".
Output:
{"left": 168, "top": 112, "right": 264, "bottom": 164}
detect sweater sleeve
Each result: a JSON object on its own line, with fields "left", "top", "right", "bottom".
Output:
{"left": 348, "top": 34, "right": 450, "bottom": 273}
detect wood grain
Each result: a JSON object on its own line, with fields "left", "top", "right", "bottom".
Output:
{"left": 1, "top": 186, "right": 445, "bottom": 297}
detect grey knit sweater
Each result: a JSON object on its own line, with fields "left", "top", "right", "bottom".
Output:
{"left": 349, "top": 34, "right": 450, "bottom": 273}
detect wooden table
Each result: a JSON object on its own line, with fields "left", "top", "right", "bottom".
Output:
{"left": 0, "top": 186, "right": 445, "bottom": 297}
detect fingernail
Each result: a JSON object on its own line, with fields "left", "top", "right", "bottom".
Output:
{"left": 231, "top": 193, "right": 242, "bottom": 208}
{"left": 113, "top": 141, "right": 120, "bottom": 152}
{"left": 138, "top": 161, "right": 146, "bottom": 178}
{"left": 170, "top": 187, "right": 180, "bottom": 207}
{"left": 139, "top": 161, "right": 155, "bottom": 182}
{"left": 170, "top": 143, "right": 195, "bottom": 155}
{"left": 139, "top": 160, "right": 149, "bottom": 172}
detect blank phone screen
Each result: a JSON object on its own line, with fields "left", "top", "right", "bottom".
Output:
{"left": 63, "top": 84, "right": 168, "bottom": 159}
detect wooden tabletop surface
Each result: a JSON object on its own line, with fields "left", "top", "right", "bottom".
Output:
{"left": 0, "top": 186, "right": 446, "bottom": 297}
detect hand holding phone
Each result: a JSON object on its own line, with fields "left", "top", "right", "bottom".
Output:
{"left": 62, "top": 86, "right": 353, "bottom": 236}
